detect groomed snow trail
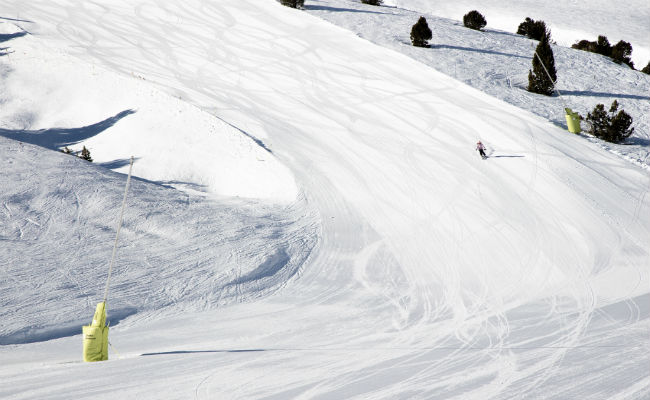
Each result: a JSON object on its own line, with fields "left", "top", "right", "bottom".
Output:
{"left": 1, "top": 1, "right": 649, "bottom": 399}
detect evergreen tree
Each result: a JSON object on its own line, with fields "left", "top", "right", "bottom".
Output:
{"left": 611, "top": 40, "right": 634, "bottom": 68}
{"left": 279, "top": 0, "right": 304, "bottom": 8}
{"left": 586, "top": 100, "right": 634, "bottom": 143}
{"left": 572, "top": 39, "right": 595, "bottom": 52}
{"left": 641, "top": 61, "right": 650, "bottom": 75}
{"left": 410, "top": 16, "right": 432, "bottom": 48}
{"left": 527, "top": 30, "right": 556, "bottom": 96}
{"left": 80, "top": 146, "right": 93, "bottom": 162}
{"left": 463, "top": 10, "right": 486, "bottom": 31}
{"left": 594, "top": 35, "right": 612, "bottom": 57}
{"left": 516, "top": 17, "right": 549, "bottom": 41}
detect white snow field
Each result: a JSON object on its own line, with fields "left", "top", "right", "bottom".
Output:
{"left": 384, "top": 0, "right": 650, "bottom": 68}
{"left": 1, "top": 0, "right": 649, "bottom": 399}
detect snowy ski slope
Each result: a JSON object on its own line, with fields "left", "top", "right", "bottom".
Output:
{"left": 1, "top": 0, "right": 649, "bottom": 399}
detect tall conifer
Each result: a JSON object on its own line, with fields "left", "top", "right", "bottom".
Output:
{"left": 527, "top": 30, "right": 557, "bottom": 96}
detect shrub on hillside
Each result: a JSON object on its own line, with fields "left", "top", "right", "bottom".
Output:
{"left": 586, "top": 100, "right": 634, "bottom": 143}
{"left": 410, "top": 16, "right": 432, "bottom": 48}
{"left": 572, "top": 39, "right": 596, "bottom": 53}
{"left": 641, "top": 61, "right": 650, "bottom": 74}
{"left": 279, "top": 0, "right": 304, "bottom": 8}
{"left": 571, "top": 35, "right": 635, "bottom": 68}
{"left": 572, "top": 35, "right": 612, "bottom": 57}
{"left": 516, "top": 17, "right": 549, "bottom": 41}
{"left": 527, "top": 30, "right": 556, "bottom": 96}
{"left": 80, "top": 146, "right": 93, "bottom": 162}
{"left": 361, "top": 0, "right": 383, "bottom": 5}
{"left": 463, "top": 10, "right": 486, "bottom": 31}
{"left": 611, "top": 40, "right": 634, "bottom": 68}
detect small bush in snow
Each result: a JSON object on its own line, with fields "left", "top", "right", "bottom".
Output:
{"left": 641, "top": 61, "right": 650, "bottom": 74}
{"left": 463, "top": 10, "right": 486, "bottom": 31}
{"left": 279, "top": 0, "right": 304, "bottom": 8}
{"left": 361, "top": 0, "right": 383, "bottom": 5}
{"left": 80, "top": 146, "right": 93, "bottom": 162}
{"left": 516, "top": 18, "right": 549, "bottom": 41}
{"left": 586, "top": 100, "right": 634, "bottom": 143}
{"left": 572, "top": 36, "right": 635, "bottom": 69}
{"left": 572, "top": 36, "right": 610, "bottom": 57}
{"left": 410, "top": 16, "right": 432, "bottom": 48}
{"left": 594, "top": 35, "right": 612, "bottom": 57}
{"left": 61, "top": 146, "right": 73, "bottom": 154}
{"left": 527, "top": 30, "right": 556, "bottom": 96}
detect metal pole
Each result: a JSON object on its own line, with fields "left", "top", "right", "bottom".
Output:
{"left": 103, "top": 156, "right": 135, "bottom": 303}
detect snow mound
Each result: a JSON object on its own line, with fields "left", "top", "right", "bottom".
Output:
{"left": 0, "top": 27, "right": 297, "bottom": 202}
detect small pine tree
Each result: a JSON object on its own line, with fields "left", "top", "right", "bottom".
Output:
{"left": 611, "top": 40, "right": 634, "bottom": 69}
{"left": 572, "top": 39, "right": 595, "bottom": 52}
{"left": 80, "top": 146, "right": 93, "bottom": 162}
{"left": 463, "top": 10, "right": 486, "bottom": 31}
{"left": 641, "top": 61, "right": 650, "bottom": 75}
{"left": 410, "top": 16, "right": 432, "bottom": 48}
{"left": 361, "top": 0, "right": 383, "bottom": 5}
{"left": 279, "top": 0, "right": 304, "bottom": 8}
{"left": 61, "top": 146, "right": 73, "bottom": 154}
{"left": 527, "top": 30, "right": 557, "bottom": 96}
{"left": 586, "top": 100, "right": 634, "bottom": 143}
{"left": 595, "top": 35, "right": 612, "bottom": 57}
{"left": 516, "top": 17, "right": 549, "bottom": 41}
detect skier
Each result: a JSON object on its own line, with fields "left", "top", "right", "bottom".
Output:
{"left": 476, "top": 140, "right": 487, "bottom": 159}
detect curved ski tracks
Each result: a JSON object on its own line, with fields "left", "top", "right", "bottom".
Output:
{"left": 2, "top": 1, "right": 649, "bottom": 399}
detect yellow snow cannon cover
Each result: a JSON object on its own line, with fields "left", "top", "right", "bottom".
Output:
{"left": 82, "top": 302, "right": 109, "bottom": 362}
{"left": 565, "top": 108, "right": 582, "bottom": 134}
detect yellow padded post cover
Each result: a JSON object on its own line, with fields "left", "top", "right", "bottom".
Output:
{"left": 565, "top": 108, "right": 582, "bottom": 134}
{"left": 83, "top": 302, "right": 109, "bottom": 362}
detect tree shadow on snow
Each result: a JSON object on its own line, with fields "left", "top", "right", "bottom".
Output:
{"left": 431, "top": 44, "right": 529, "bottom": 59}
{"left": 304, "top": 5, "right": 390, "bottom": 15}
{"left": 0, "top": 109, "right": 136, "bottom": 150}
{"left": 141, "top": 349, "right": 267, "bottom": 356}
{"left": 625, "top": 137, "right": 650, "bottom": 146}
{"left": 561, "top": 90, "right": 650, "bottom": 101}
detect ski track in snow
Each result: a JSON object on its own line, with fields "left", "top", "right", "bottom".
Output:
{"left": 0, "top": 0, "right": 649, "bottom": 399}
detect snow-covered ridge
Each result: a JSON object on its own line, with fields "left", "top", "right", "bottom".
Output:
{"left": 0, "top": 22, "right": 297, "bottom": 202}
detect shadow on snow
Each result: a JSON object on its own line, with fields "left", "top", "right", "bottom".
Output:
{"left": 431, "top": 44, "right": 530, "bottom": 59}
{"left": 304, "top": 5, "right": 390, "bottom": 15}
{"left": 0, "top": 109, "right": 136, "bottom": 150}
{"left": 141, "top": 349, "right": 266, "bottom": 356}
{"left": 0, "top": 31, "right": 28, "bottom": 43}
{"left": 0, "top": 307, "right": 137, "bottom": 345}
{"left": 561, "top": 90, "right": 650, "bottom": 101}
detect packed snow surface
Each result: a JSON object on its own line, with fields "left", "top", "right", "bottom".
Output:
{"left": 1, "top": 0, "right": 649, "bottom": 399}
{"left": 385, "top": 0, "right": 650, "bottom": 68}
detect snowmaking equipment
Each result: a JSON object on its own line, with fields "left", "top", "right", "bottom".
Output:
{"left": 82, "top": 157, "right": 134, "bottom": 362}
{"left": 564, "top": 108, "right": 582, "bottom": 133}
